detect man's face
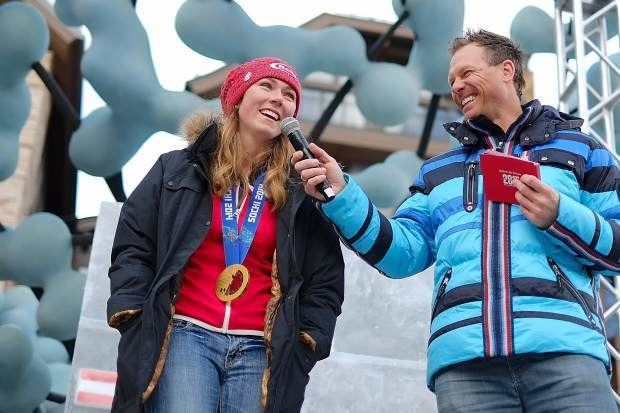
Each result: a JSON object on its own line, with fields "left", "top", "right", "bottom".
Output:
{"left": 448, "top": 43, "right": 508, "bottom": 120}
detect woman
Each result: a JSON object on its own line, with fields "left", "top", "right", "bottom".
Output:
{"left": 106, "top": 57, "right": 345, "bottom": 413}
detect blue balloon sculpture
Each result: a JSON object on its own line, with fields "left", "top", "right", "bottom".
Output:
{"left": 0, "top": 324, "right": 52, "bottom": 413}
{"left": 392, "top": 0, "right": 465, "bottom": 95}
{"left": 0, "top": 287, "right": 69, "bottom": 413}
{"left": 353, "top": 63, "right": 420, "bottom": 127}
{"left": 0, "top": 215, "right": 80, "bottom": 412}
{"left": 54, "top": 0, "right": 211, "bottom": 177}
{"left": 0, "top": 3, "right": 49, "bottom": 182}
{"left": 348, "top": 0, "right": 464, "bottom": 207}
{"left": 351, "top": 0, "right": 468, "bottom": 207}
{"left": 176, "top": 0, "right": 369, "bottom": 78}
{"left": 352, "top": 150, "right": 423, "bottom": 208}
{"left": 176, "top": 0, "right": 419, "bottom": 127}
{"left": 0, "top": 287, "right": 71, "bottom": 412}
{"left": 510, "top": 6, "right": 556, "bottom": 55}
{"left": 0, "top": 213, "right": 85, "bottom": 341}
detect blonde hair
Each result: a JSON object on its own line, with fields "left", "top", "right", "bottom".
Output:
{"left": 210, "top": 111, "right": 292, "bottom": 210}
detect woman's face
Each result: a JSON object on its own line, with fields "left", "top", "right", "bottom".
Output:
{"left": 237, "top": 77, "right": 297, "bottom": 143}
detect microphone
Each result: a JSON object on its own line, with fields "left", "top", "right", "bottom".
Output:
{"left": 281, "top": 117, "right": 335, "bottom": 201}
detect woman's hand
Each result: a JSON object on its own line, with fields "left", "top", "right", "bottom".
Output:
{"left": 292, "top": 143, "right": 346, "bottom": 201}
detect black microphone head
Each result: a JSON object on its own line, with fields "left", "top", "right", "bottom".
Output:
{"left": 280, "top": 117, "right": 300, "bottom": 136}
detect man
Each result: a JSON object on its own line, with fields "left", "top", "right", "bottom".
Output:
{"left": 293, "top": 29, "right": 620, "bottom": 412}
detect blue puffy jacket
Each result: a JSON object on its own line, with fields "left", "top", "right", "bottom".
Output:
{"left": 320, "top": 100, "right": 620, "bottom": 388}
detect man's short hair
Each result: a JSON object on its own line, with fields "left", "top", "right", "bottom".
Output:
{"left": 450, "top": 29, "right": 525, "bottom": 100}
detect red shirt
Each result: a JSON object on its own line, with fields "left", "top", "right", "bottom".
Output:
{"left": 174, "top": 190, "right": 276, "bottom": 335}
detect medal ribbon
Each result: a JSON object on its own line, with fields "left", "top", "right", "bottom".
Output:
{"left": 221, "top": 173, "right": 266, "bottom": 267}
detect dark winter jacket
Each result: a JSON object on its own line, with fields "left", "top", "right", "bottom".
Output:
{"left": 106, "top": 117, "right": 345, "bottom": 412}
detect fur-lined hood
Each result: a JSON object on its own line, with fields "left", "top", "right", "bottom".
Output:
{"left": 180, "top": 110, "right": 220, "bottom": 145}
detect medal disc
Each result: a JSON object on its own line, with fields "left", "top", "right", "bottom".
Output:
{"left": 215, "top": 264, "right": 250, "bottom": 302}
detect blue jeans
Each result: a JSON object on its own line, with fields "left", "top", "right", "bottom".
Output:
{"left": 145, "top": 319, "right": 266, "bottom": 413}
{"left": 435, "top": 353, "right": 618, "bottom": 413}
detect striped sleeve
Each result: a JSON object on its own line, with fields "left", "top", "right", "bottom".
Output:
{"left": 320, "top": 174, "right": 435, "bottom": 278}
{"left": 545, "top": 146, "right": 620, "bottom": 274}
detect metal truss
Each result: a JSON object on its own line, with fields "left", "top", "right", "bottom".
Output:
{"left": 555, "top": 0, "right": 619, "bottom": 153}
{"left": 555, "top": 0, "right": 620, "bottom": 404}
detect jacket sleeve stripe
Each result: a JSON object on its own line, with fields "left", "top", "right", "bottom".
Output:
{"left": 586, "top": 149, "right": 616, "bottom": 170}
{"left": 433, "top": 195, "right": 476, "bottom": 230}
{"left": 423, "top": 164, "right": 466, "bottom": 191}
{"left": 555, "top": 130, "right": 597, "bottom": 145}
{"left": 590, "top": 213, "right": 601, "bottom": 250}
{"left": 394, "top": 206, "right": 434, "bottom": 239}
{"left": 420, "top": 153, "right": 467, "bottom": 176}
{"left": 409, "top": 169, "right": 426, "bottom": 195}
{"left": 607, "top": 220, "right": 620, "bottom": 263}
{"left": 535, "top": 139, "right": 590, "bottom": 159}
{"left": 601, "top": 205, "right": 620, "bottom": 220}
{"left": 583, "top": 166, "right": 620, "bottom": 193}
{"left": 548, "top": 219, "right": 620, "bottom": 272}
{"left": 436, "top": 222, "right": 481, "bottom": 250}
{"left": 360, "top": 213, "right": 394, "bottom": 266}
{"left": 346, "top": 198, "right": 373, "bottom": 245}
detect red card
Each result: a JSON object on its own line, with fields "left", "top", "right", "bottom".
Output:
{"left": 480, "top": 151, "right": 540, "bottom": 204}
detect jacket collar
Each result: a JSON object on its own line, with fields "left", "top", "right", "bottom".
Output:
{"left": 189, "top": 122, "right": 218, "bottom": 160}
{"left": 186, "top": 122, "right": 219, "bottom": 181}
{"left": 443, "top": 99, "right": 584, "bottom": 148}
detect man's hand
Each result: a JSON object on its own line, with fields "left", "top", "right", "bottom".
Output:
{"left": 514, "top": 174, "right": 559, "bottom": 229}
{"left": 292, "top": 143, "right": 346, "bottom": 201}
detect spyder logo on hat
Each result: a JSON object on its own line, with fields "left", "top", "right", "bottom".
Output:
{"left": 269, "top": 62, "right": 297, "bottom": 79}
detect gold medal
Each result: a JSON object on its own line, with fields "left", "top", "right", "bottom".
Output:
{"left": 215, "top": 264, "right": 250, "bottom": 302}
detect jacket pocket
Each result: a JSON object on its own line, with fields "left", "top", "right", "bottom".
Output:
{"left": 547, "top": 258, "right": 597, "bottom": 327}
{"left": 107, "top": 289, "right": 145, "bottom": 330}
{"left": 463, "top": 162, "right": 478, "bottom": 212}
{"left": 431, "top": 268, "right": 453, "bottom": 320}
{"left": 295, "top": 334, "right": 318, "bottom": 374}
{"left": 299, "top": 330, "right": 317, "bottom": 352}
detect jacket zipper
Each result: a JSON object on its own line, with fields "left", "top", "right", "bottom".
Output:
{"left": 463, "top": 162, "right": 478, "bottom": 212}
{"left": 590, "top": 271, "right": 606, "bottom": 331}
{"left": 589, "top": 269, "right": 612, "bottom": 369}
{"left": 548, "top": 258, "right": 597, "bottom": 327}
{"left": 431, "top": 268, "right": 452, "bottom": 320}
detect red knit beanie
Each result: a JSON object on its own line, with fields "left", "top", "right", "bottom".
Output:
{"left": 220, "top": 57, "right": 302, "bottom": 117}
